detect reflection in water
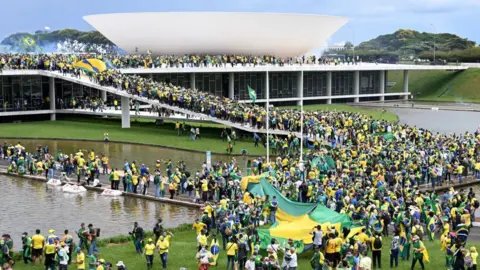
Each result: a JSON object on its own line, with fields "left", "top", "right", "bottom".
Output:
{"left": 4, "top": 139, "right": 248, "bottom": 173}
{"left": 389, "top": 108, "right": 480, "bottom": 134}
{"left": 0, "top": 175, "right": 199, "bottom": 250}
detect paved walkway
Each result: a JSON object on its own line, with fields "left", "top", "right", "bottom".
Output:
{"left": 56, "top": 108, "right": 212, "bottom": 123}
{"left": 352, "top": 101, "right": 480, "bottom": 112}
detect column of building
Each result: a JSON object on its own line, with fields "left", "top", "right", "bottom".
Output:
{"left": 296, "top": 71, "right": 303, "bottom": 106}
{"left": 229, "top": 72, "right": 234, "bottom": 99}
{"left": 49, "top": 77, "right": 56, "bottom": 121}
{"left": 379, "top": 70, "right": 385, "bottom": 102}
{"left": 403, "top": 70, "right": 409, "bottom": 100}
{"left": 326, "top": 71, "right": 332, "bottom": 104}
{"left": 353, "top": 71, "right": 360, "bottom": 103}
{"left": 121, "top": 96, "right": 130, "bottom": 128}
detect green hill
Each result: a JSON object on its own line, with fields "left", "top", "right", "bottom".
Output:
{"left": 1, "top": 29, "right": 112, "bottom": 52}
{"left": 386, "top": 69, "right": 480, "bottom": 102}
{"left": 357, "top": 29, "right": 476, "bottom": 53}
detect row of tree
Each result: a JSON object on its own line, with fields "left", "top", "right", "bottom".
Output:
{"left": 418, "top": 47, "right": 480, "bottom": 63}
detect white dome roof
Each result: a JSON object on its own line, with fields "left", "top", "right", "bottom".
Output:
{"left": 84, "top": 12, "right": 348, "bottom": 57}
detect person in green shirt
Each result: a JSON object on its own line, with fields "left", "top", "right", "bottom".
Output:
{"left": 310, "top": 247, "right": 324, "bottom": 270}
{"left": 411, "top": 235, "right": 426, "bottom": 269}
{"left": 88, "top": 248, "right": 98, "bottom": 270}
{"left": 22, "top": 232, "right": 32, "bottom": 264}
{"left": 77, "top": 223, "right": 89, "bottom": 252}
{"left": 154, "top": 172, "right": 161, "bottom": 197}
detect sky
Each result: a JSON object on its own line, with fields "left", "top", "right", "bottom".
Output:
{"left": 2, "top": 0, "right": 479, "bottom": 46}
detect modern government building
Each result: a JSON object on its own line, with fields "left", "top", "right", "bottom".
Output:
{"left": 0, "top": 12, "right": 468, "bottom": 126}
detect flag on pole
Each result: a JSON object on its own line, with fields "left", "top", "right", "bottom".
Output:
{"left": 248, "top": 85, "right": 256, "bottom": 104}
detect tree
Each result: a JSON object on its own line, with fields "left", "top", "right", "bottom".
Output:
{"left": 344, "top": 41, "right": 354, "bottom": 50}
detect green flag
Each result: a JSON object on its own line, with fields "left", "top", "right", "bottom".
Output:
{"left": 248, "top": 85, "right": 256, "bottom": 103}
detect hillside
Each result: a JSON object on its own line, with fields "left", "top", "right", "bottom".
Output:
{"left": 386, "top": 69, "right": 480, "bottom": 102}
{"left": 357, "top": 29, "right": 476, "bottom": 53}
{"left": 0, "top": 29, "right": 113, "bottom": 53}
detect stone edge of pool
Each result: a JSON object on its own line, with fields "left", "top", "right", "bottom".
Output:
{"left": 2, "top": 167, "right": 479, "bottom": 209}
{"left": 0, "top": 169, "right": 203, "bottom": 209}
{"left": 0, "top": 136, "right": 263, "bottom": 157}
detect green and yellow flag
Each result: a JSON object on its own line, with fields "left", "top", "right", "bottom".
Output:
{"left": 23, "top": 37, "right": 36, "bottom": 47}
{"left": 248, "top": 85, "right": 256, "bottom": 103}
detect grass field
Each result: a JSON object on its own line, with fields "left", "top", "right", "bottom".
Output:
{"left": 0, "top": 118, "right": 266, "bottom": 155}
{"left": 281, "top": 104, "right": 399, "bottom": 122}
{"left": 9, "top": 227, "right": 478, "bottom": 270}
{"left": 387, "top": 69, "right": 480, "bottom": 103}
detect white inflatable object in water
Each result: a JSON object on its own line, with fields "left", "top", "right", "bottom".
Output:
{"left": 62, "top": 183, "right": 87, "bottom": 193}
{"left": 101, "top": 189, "right": 123, "bottom": 196}
{"left": 46, "top": 178, "right": 62, "bottom": 186}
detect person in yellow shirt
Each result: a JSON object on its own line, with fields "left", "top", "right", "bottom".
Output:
{"left": 370, "top": 232, "right": 383, "bottom": 269}
{"left": 357, "top": 228, "right": 369, "bottom": 246}
{"left": 156, "top": 235, "right": 170, "bottom": 269}
{"left": 197, "top": 231, "right": 208, "bottom": 248}
{"left": 101, "top": 155, "right": 109, "bottom": 174}
{"left": 31, "top": 229, "right": 45, "bottom": 264}
{"left": 74, "top": 247, "right": 85, "bottom": 270}
{"left": 192, "top": 219, "right": 207, "bottom": 235}
{"left": 226, "top": 238, "right": 238, "bottom": 270}
{"left": 44, "top": 238, "right": 56, "bottom": 270}
{"left": 325, "top": 234, "right": 337, "bottom": 267}
{"left": 470, "top": 246, "right": 478, "bottom": 268}
{"left": 96, "top": 258, "right": 106, "bottom": 270}
{"left": 169, "top": 181, "right": 177, "bottom": 199}
{"left": 144, "top": 238, "right": 155, "bottom": 269}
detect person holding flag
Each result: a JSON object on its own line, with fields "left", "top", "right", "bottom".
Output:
{"left": 411, "top": 235, "right": 428, "bottom": 269}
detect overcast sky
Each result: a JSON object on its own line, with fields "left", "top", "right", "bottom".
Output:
{"left": 2, "top": 0, "right": 479, "bottom": 46}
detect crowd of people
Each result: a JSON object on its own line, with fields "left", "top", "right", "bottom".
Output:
{"left": 2, "top": 104, "right": 480, "bottom": 269}
{"left": 0, "top": 53, "right": 359, "bottom": 72}
{"left": 2, "top": 52, "right": 480, "bottom": 270}
{"left": 0, "top": 224, "right": 129, "bottom": 270}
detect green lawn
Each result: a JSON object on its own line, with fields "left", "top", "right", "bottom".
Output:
{"left": 9, "top": 227, "right": 477, "bottom": 270}
{"left": 0, "top": 118, "right": 265, "bottom": 155}
{"left": 387, "top": 69, "right": 480, "bottom": 103}
{"left": 281, "top": 104, "right": 399, "bottom": 122}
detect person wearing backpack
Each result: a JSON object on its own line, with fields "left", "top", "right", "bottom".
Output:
{"left": 390, "top": 232, "right": 400, "bottom": 268}
{"left": 370, "top": 232, "right": 382, "bottom": 269}
{"left": 412, "top": 221, "right": 424, "bottom": 241}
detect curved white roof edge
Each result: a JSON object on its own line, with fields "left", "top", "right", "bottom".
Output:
{"left": 84, "top": 12, "right": 348, "bottom": 57}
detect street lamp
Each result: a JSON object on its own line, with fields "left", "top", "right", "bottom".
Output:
{"left": 430, "top": 24, "right": 436, "bottom": 63}
{"left": 348, "top": 25, "right": 355, "bottom": 62}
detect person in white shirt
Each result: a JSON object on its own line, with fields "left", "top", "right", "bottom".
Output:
{"left": 282, "top": 247, "right": 297, "bottom": 270}
{"left": 57, "top": 244, "right": 69, "bottom": 269}
{"left": 311, "top": 225, "right": 323, "bottom": 249}
{"left": 92, "top": 178, "right": 101, "bottom": 187}
{"left": 245, "top": 256, "right": 256, "bottom": 270}
{"left": 359, "top": 250, "right": 372, "bottom": 270}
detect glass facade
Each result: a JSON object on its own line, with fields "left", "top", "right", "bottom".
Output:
{"left": 151, "top": 73, "right": 191, "bottom": 89}
{"left": 332, "top": 72, "right": 354, "bottom": 96}
{"left": 234, "top": 72, "right": 266, "bottom": 100}
{"left": 195, "top": 73, "right": 224, "bottom": 97}
{"left": 0, "top": 76, "right": 48, "bottom": 111}
{"left": 303, "top": 72, "right": 327, "bottom": 97}
{"left": 54, "top": 78, "right": 102, "bottom": 108}
{"left": 269, "top": 72, "right": 297, "bottom": 99}
{"left": 360, "top": 71, "right": 380, "bottom": 94}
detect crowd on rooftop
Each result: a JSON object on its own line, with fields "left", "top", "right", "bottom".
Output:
{"left": 0, "top": 53, "right": 358, "bottom": 72}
